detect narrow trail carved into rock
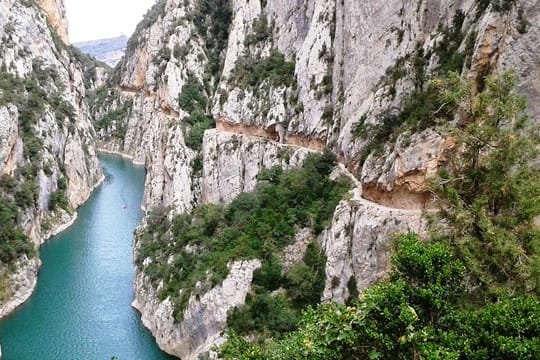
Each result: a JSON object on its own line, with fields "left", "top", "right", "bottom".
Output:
{"left": 213, "top": 119, "right": 427, "bottom": 216}
{"left": 112, "top": 87, "right": 428, "bottom": 216}
{"left": 117, "top": 86, "right": 181, "bottom": 119}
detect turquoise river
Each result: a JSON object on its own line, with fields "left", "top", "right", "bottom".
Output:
{"left": 0, "top": 155, "right": 175, "bottom": 360}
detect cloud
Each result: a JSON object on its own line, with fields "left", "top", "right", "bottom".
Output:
{"left": 65, "top": 0, "right": 157, "bottom": 43}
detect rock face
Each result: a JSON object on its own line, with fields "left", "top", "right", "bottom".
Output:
{"left": 95, "top": 0, "right": 540, "bottom": 358}
{"left": 0, "top": 0, "right": 102, "bottom": 318}
{"left": 320, "top": 184, "right": 427, "bottom": 304}
{"left": 132, "top": 259, "right": 261, "bottom": 360}
{"left": 36, "top": 0, "right": 69, "bottom": 43}
{"left": 361, "top": 129, "right": 455, "bottom": 209}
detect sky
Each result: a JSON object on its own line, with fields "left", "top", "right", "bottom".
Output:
{"left": 64, "top": 0, "right": 157, "bottom": 43}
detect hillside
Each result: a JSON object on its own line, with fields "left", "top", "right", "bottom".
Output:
{"left": 0, "top": 0, "right": 103, "bottom": 318}
{"left": 90, "top": 0, "right": 540, "bottom": 359}
{"left": 74, "top": 35, "right": 128, "bottom": 66}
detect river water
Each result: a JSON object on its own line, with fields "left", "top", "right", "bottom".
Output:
{"left": 0, "top": 155, "right": 175, "bottom": 360}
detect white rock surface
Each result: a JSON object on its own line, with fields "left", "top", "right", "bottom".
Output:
{"left": 133, "top": 260, "right": 261, "bottom": 360}
{"left": 0, "top": 257, "right": 40, "bottom": 319}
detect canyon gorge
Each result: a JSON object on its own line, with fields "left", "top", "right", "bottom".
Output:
{"left": 0, "top": 0, "right": 538, "bottom": 359}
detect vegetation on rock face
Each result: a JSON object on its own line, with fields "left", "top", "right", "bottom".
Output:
{"left": 355, "top": 72, "right": 464, "bottom": 162}
{"left": 0, "top": 197, "right": 33, "bottom": 264}
{"left": 477, "top": 0, "right": 518, "bottom": 15}
{"left": 192, "top": 0, "right": 233, "bottom": 79}
{"left": 124, "top": 0, "right": 167, "bottom": 59}
{"left": 227, "top": 241, "right": 327, "bottom": 341}
{"left": 179, "top": 0, "right": 234, "bottom": 150}
{"left": 95, "top": 99, "right": 133, "bottom": 140}
{"left": 136, "top": 152, "right": 350, "bottom": 322}
{"left": 431, "top": 71, "right": 540, "bottom": 298}
{"left": 218, "top": 71, "right": 540, "bottom": 358}
{"left": 178, "top": 73, "right": 216, "bottom": 150}
{"left": 230, "top": 49, "right": 296, "bottom": 91}
{"left": 0, "top": 47, "right": 80, "bottom": 268}
{"left": 0, "top": 65, "right": 73, "bottom": 226}
{"left": 219, "top": 234, "right": 540, "bottom": 360}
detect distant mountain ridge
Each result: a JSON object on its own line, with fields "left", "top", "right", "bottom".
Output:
{"left": 74, "top": 35, "right": 128, "bottom": 67}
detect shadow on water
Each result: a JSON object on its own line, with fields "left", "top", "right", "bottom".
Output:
{"left": 0, "top": 154, "right": 175, "bottom": 360}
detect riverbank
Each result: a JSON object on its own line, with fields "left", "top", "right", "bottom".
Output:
{"left": 0, "top": 155, "right": 173, "bottom": 359}
{"left": 0, "top": 174, "right": 106, "bottom": 321}
{"left": 98, "top": 147, "right": 145, "bottom": 166}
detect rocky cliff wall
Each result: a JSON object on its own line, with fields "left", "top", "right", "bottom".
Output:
{"left": 0, "top": 0, "right": 102, "bottom": 318}
{"left": 36, "top": 0, "right": 69, "bottom": 43}
{"left": 93, "top": 0, "right": 540, "bottom": 358}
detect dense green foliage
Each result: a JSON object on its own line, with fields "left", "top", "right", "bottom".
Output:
{"left": 0, "top": 198, "right": 33, "bottom": 264}
{"left": 230, "top": 49, "right": 296, "bottom": 90}
{"left": 177, "top": 73, "right": 216, "bottom": 150}
{"left": 137, "top": 153, "right": 350, "bottom": 322}
{"left": 219, "top": 235, "right": 540, "bottom": 359}
{"left": 228, "top": 242, "right": 327, "bottom": 341}
{"left": 431, "top": 71, "right": 540, "bottom": 298}
{"left": 219, "top": 72, "right": 540, "bottom": 358}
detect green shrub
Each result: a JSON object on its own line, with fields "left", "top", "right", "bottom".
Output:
{"left": 137, "top": 154, "right": 350, "bottom": 322}
{"left": 228, "top": 293, "right": 299, "bottom": 337}
{"left": 230, "top": 49, "right": 296, "bottom": 90}
{"left": 48, "top": 190, "right": 69, "bottom": 211}
{"left": 246, "top": 16, "right": 272, "bottom": 46}
{"left": 15, "top": 180, "right": 37, "bottom": 209}
{"left": 219, "top": 235, "right": 540, "bottom": 360}
{"left": 0, "top": 198, "right": 33, "bottom": 264}
{"left": 184, "top": 113, "right": 215, "bottom": 150}
{"left": 431, "top": 71, "right": 540, "bottom": 297}
{"left": 178, "top": 73, "right": 207, "bottom": 113}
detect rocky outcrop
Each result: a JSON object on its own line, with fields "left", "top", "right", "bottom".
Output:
{"left": 133, "top": 259, "right": 261, "bottom": 360}
{"left": 0, "top": 0, "right": 102, "bottom": 318}
{"left": 0, "top": 256, "right": 40, "bottom": 319}
{"left": 320, "top": 189, "right": 427, "bottom": 304}
{"left": 202, "top": 129, "right": 312, "bottom": 205}
{"left": 361, "top": 129, "right": 455, "bottom": 210}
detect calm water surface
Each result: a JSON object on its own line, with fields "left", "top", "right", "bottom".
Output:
{"left": 0, "top": 155, "right": 175, "bottom": 360}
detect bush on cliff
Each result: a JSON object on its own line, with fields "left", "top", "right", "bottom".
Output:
{"left": 218, "top": 71, "right": 540, "bottom": 358}
{"left": 136, "top": 152, "right": 350, "bottom": 323}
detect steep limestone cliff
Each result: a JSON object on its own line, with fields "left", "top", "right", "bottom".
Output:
{"left": 36, "top": 0, "right": 69, "bottom": 44}
{"left": 133, "top": 259, "right": 261, "bottom": 360}
{"left": 93, "top": 0, "right": 540, "bottom": 358}
{"left": 0, "top": 0, "right": 102, "bottom": 318}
